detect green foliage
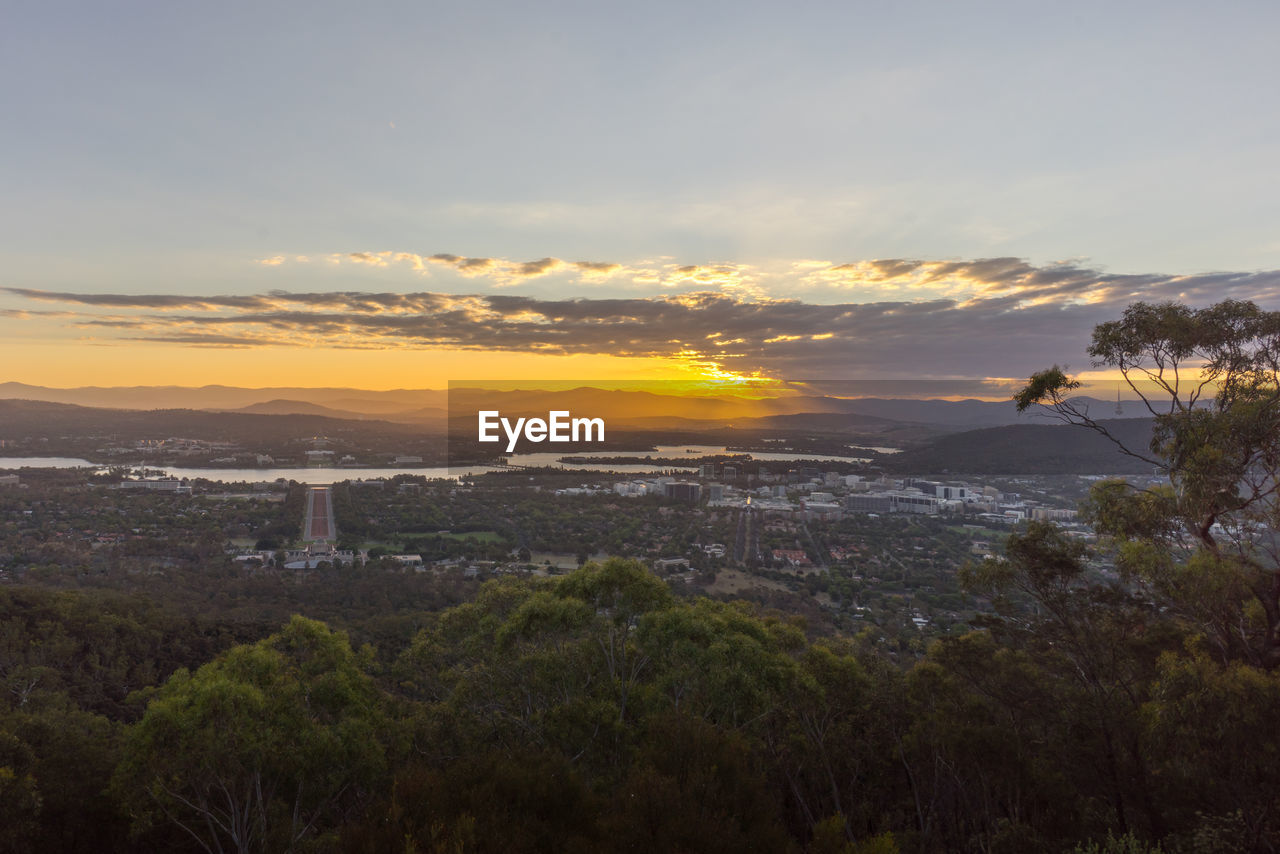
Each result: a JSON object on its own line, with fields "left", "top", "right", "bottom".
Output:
{"left": 555, "top": 556, "right": 674, "bottom": 621}
{"left": 0, "top": 729, "right": 42, "bottom": 854}
{"left": 1082, "top": 479, "right": 1180, "bottom": 545}
{"left": 603, "top": 712, "right": 792, "bottom": 853}
{"left": 960, "top": 520, "right": 1092, "bottom": 618}
{"left": 1072, "top": 832, "right": 1165, "bottom": 853}
{"left": 1142, "top": 653, "right": 1280, "bottom": 849}
{"left": 1018, "top": 297, "right": 1280, "bottom": 665}
{"left": 850, "top": 832, "right": 901, "bottom": 854}
{"left": 1, "top": 704, "right": 125, "bottom": 853}
{"left": 384, "top": 561, "right": 803, "bottom": 850}
{"left": 343, "top": 747, "right": 600, "bottom": 854}
{"left": 113, "top": 616, "right": 390, "bottom": 853}
{"left": 905, "top": 634, "right": 1082, "bottom": 850}
{"left": 638, "top": 597, "right": 803, "bottom": 729}
{"left": 1163, "top": 811, "right": 1253, "bottom": 854}
{"left": 1014, "top": 365, "right": 1081, "bottom": 412}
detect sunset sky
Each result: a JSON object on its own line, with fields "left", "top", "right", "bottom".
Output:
{"left": 3, "top": 2, "right": 1279, "bottom": 392}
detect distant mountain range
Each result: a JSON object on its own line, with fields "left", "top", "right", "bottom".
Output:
{"left": 0, "top": 382, "right": 445, "bottom": 414}
{"left": 0, "top": 382, "right": 1139, "bottom": 430}
{"left": 0, "top": 393, "right": 1159, "bottom": 475}
{"left": 0, "top": 399, "right": 423, "bottom": 440}
{"left": 218, "top": 399, "right": 449, "bottom": 425}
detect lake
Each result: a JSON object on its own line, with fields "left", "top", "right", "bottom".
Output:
{"left": 0, "top": 444, "right": 886, "bottom": 483}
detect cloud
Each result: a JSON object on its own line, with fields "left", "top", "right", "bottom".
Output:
{"left": 455, "top": 257, "right": 497, "bottom": 274}
{"left": 799, "top": 256, "right": 1203, "bottom": 309}
{"left": 259, "top": 250, "right": 739, "bottom": 290}
{"left": 1, "top": 287, "right": 277, "bottom": 311}
{"left": 6, "top": 259, "right": 1280, "bottom": 380}
{"left": 0, "top": 308, "right": 78, "bottom": 319}
{"left": 515, "top": 257, "right": 563, "bottom": 277}
{"left": 273, "top": 249, "right": 1277, "bottom": 310}
{"left": 572, "top": 261, "right": 622, "bottom": 276}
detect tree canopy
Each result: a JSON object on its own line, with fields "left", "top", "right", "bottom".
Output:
{"left": 112, "top": 617, "right": 389, "bottom": 854}
{"left": 1016, "top": 299, "right": 1280, "bottom": 666}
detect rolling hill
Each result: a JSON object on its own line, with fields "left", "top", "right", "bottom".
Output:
{"left": 876, "top": 418, "right": 1158, "bottom": 475}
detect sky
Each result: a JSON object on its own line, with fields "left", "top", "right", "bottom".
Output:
{"left": 3, "top": 1, "right": 1279, "bottom": 392}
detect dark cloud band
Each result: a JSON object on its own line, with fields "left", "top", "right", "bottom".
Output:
{"left": 5, "top": 260, "right": 1280, "bottom": 378}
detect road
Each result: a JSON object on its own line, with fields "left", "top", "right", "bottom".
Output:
{"left": 303, "top": 486, "right": 336, "bottom": 542}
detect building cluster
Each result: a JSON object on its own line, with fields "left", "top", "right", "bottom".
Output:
{"left": 92, "top": 436, "right": 412, "bottom": 468}
{"left": 231, "top": 543, "right": 368, "bottom": 569}
{"left": 228, "top": 545, "right": 491, "bottom": 578}
{"left": 96, "top": 437, "right": 243, "bottom": 457}
{"left": 771, "top": 548, "right": 812, "bottom": 568}
{"left": 305, "top": 449, "right": 370, "bottom": 466}
{"left": 612, "top": 478, "right": 703, "bottom": 501}
{"left": 612, "top": 466, "right": 1080, "bottom": 526}
{"left": 111, "top": 478, "right": 193, "bottom": 494}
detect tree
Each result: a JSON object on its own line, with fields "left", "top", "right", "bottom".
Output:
{"left": 1141, "top": 650, "right": 1280, "bottom": 850}
{"left": 602, "top": 712, "right": 792, "bottom": 853}
{"left": 2, "top": 704, "right": 127, "bottom": 853}
{"left": 112, "top": 617, "right": 390, "bottom": 854}
{"left": 556, "top": 558, "right": 673, "bottom": 723}
{"left": 0, "top": 728, "right": 42, "bottom": 853}
{"left": 960, "top": 522, "right": 1178, "bottom": 842}
{"left": 1016, "top": 299, "right": 1280, "bottom": 666}
{"left": 636, "top": 598, "right": 803, "bottom": 731}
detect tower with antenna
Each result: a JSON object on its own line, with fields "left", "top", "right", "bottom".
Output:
{"left": 1115, "top": 385, "right": 1123, "bottom": 417}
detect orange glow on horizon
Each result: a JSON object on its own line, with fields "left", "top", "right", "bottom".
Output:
{"left": 0, "top": 338, "right": 775, "bottom": 392}
{"left": 3, "top": 339, "right": 1185, "bottom": 403}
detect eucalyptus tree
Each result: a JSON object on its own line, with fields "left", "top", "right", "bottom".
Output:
{"left": 1016, "top": 299, "right": 1280, "bottom": 665}
{"left": 112, "top": 617, "right": 389, "bottom": 854}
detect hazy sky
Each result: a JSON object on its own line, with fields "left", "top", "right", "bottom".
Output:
{"left": 3, "top": 1, "right": 1279, "bottom": 388}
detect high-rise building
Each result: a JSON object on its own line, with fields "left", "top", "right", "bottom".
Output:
{"left": 663, "top": 481, "right": 702, "bottom": 502}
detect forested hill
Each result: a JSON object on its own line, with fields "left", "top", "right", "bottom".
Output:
{"left": 878, "top": 417, "right": 1157, "bottom": 475}
{"left": 0, "top": 399, "right": 426, "bottom": 442}
{"left": 3, "top": 553, "right": 1273, "bottom": 852}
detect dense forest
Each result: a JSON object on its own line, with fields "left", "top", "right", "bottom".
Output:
{"left": 1, "top": 546, "right": 1275, "bottom": 853}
